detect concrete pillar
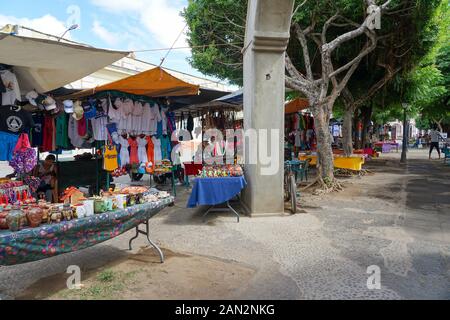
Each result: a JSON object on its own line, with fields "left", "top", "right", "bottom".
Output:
{"left": 242, "top": 0, "right": 294, "bottom": 215}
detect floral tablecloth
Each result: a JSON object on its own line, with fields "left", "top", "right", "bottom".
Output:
{"left": 0, "top": 197, "right": 174, "bottom": 266}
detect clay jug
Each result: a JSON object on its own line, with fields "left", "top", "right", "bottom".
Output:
{"left": 27, "top": 205, "right": 43, "bottom": 228}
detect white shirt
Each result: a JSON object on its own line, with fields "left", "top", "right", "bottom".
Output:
{"left": 1, "top": 70, "right": 21, "bottom": 106}
{"left": 91, "top": 116, "right": 108, "bottom": 141}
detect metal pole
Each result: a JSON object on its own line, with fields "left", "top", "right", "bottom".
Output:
{"left": 400, "top": 107, "right": 407, "bottom": 163}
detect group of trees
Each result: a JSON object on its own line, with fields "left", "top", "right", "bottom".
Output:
{"left": 184, "top": 0, "right": 447, "bottom": 189}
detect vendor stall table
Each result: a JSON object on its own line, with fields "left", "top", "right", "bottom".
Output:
{"left": 183, "top": 162, "right": 203, "bottom": 186}
{"left": 187, "top": 176, "right": 246, "bottom": 222}
{"left": 374, "top": 142, "right": 399, "bottom": 153}
{"left": 299, "top": 154, "right": 365, "bottom": 171}
{"left": 0, "top": 197, "right": 173, "bottom": 266}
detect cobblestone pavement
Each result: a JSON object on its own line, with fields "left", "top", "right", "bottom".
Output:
{"left": 0, "top": 149, "right": 449, "bottom": 299}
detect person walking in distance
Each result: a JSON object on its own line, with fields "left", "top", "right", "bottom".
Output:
{"left": 429, "top": 126, "right": 443, "bottom": 159}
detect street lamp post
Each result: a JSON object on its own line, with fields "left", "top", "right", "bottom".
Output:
{"left": 57, "top": 24, "right": 78, "bottom": 42}
{"left": 400, "top": 103, "right": 408, "bottom": 163}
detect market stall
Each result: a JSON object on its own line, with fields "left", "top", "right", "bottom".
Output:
{"left": 60, "top": 67, "right": 201, "bottom": 196}
{"left": 0, "top": 186, "right": 173, "bottom": 266}
{"left": 186, "top": 164, "right": 245, "bottom": 222}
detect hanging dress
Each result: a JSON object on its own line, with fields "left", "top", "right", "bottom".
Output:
{"left": 152, "top": 136, "right": 162, "bottom": 162}
{"left": 118, "top": 136, "right": 130, "bottom": 166}
{"left": 145, "top": 135, "right": 155, "bottom": 173}
{"left": 128, "top": 137, "right": 139, "bottom": 165}
{"left": 136, "top": 136, "right": 148, "bottom": 163}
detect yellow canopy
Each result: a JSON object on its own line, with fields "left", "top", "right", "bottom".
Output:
{"left": 68, "top": 67, "right": 199, "bottom": 99}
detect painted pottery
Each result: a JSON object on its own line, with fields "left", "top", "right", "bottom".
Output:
{"left": 27, "top": 205, "right": 43, "bottom": 228}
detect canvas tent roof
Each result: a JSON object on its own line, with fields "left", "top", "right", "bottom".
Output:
{"left": 67, "top": 67, "right": 200, "bottom": 99}
{"left": 0, "top": 33, "right": 129, "bottom": 94}
{"left": 285, "top": 98, "right": 309, "bottom": 114}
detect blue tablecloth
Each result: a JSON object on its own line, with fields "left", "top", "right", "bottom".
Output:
{"left": 187, "top": 177, "right": 247, "bottom": 208}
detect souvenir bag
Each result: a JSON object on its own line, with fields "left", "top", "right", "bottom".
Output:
{"left": 103, "top": 131, "right": 119, "bottom": 172}
{"left": 9, "top": 133, "right": 37, "bottom": 174}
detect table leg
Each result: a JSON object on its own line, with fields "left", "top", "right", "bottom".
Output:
{"left": 128, "top": 220, "right": 164, "bottom": 263}
{"left": 202, "top": 202, "right": 240, "bottom": 223}
{"left": 128, "top": 226, "right": 139, "bottom": 250}
{"left": 227, "top": 201, "right": 240, "bottom": 223}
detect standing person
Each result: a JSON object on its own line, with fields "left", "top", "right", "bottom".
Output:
{"left": 429, "top": 126, "right": 443, "bottom": 159}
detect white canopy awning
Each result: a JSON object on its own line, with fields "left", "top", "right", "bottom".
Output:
{"left": 0, "top": 33, "right": 129, "bottom": 94}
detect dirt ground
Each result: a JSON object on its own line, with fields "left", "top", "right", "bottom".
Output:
{"left": 1, "top": 149, "right": 449, "bottom": 300}
{"left": 17, "top": 248, "right": 255, "bottom": 300}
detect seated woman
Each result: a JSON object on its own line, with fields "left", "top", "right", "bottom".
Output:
{"left": 33, "top": 154, "right": 58, "bottom": 203}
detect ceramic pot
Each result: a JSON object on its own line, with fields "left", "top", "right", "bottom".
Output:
{"left": 115, "top": 195, "right": 127, "bottom": 209}
{"left": 104, "top": 197, "right": 114, "bottom": 211}
{"left": 94, "top": 198, "right": 107, "bottom": 213}
{"left": 6, "top": 206, "right": 26, "bottom": 231}
{"left": 49, "top": 207, "right": 62, "bottom": 223}
{"left": 82, "top": 199, "right": 94, "bottom": 216}
{"left": 0, "top": 210, "right": 9, "bottom": 229}
{"left": 62, "top": 204, "right": 73, "bottom": 221}
{"left": 74, "top": 204, "right": 86, "bottom": 218}
{"left": 27, "top": 205, "right": 43, "bottom": 228}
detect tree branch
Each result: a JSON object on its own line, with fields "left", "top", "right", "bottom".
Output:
{"left": 293, "top": 23, "right": 314, "bottom": 80}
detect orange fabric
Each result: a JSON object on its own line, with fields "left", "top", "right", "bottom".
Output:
{"left": 145, "top": 136, "right": 155, "bottom": 173}
{"left": 68, "top": 67, "right": 199, "bottom": 99}
{"left": 128, "top": 138, "right": 139, "bottom": 165}
{"left": 285, "top": 98, "right": 309, "bottom": 114}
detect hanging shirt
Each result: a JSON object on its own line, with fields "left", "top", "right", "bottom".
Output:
{"left": 160, "top": 135, "right": 171, "bottom": 160}
{"left": 77, "top": 116, "right": 87, "bottom": 137}
{"left": 31, "top": 114, "right": 44, "bottom": 147}
{"left": 91, "top": 115, "right": 108, "bottom": 141}
{"left": 149, "top": 103, "right": 162, "bottom": 135}
{"left": 55, "top": 112, "right": 69, "bottom": 149}
{"left": 42, "top": 116, "right": 55, "bottom": 152}
{"left": 68, "top": 116, "right": 84, "bottom": 148}
{"left": 103, "top": 145, "right": 119, "bottom": 172}
{"left": 0, "top": 70, "right": 21, "bottom": 106}
{"left": 0, "top": 105, "right": 34, "bottom": 134}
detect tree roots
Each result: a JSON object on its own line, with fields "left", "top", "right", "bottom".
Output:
{"left": 300, "top": 176, "right": 344, "bottom": 195}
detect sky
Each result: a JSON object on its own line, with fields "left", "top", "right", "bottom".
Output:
{"left": 0, "top": 0, "right": 231, "bottom": 86}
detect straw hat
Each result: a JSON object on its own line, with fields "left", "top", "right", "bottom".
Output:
{"left": 72, "top": 101, "right": 84, "bottom": 120}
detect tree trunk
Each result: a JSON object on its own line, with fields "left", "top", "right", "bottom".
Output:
{"left": 361, "top": 103, "right": 373, "bottom": 148}
{"left": 311, "top": 105, "right": 334, "bottom": 181}
{"left": 342, "top": 105, "right": 354, "bottom": 156}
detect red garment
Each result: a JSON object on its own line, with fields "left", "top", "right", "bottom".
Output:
{"left": 77, "top": 116, "right": 87, "bottom": 137}
{"left": 42, "top": 116, "right": 55, "bottom": 152}
{"left": 145, "top": 136, "right": 155, "bottom": 173}
{"left": 128, "top": 138, "right": 139, "bottom": 165}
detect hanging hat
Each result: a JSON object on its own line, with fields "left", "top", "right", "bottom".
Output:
{"left": 63, "top": 100, "right": 74, "bottom": 113}
{"left": 72, "top": 103, "right": 84, "bottom": 121}
{"left": 25, "top": 90, "right": 39, "bottom": 106}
